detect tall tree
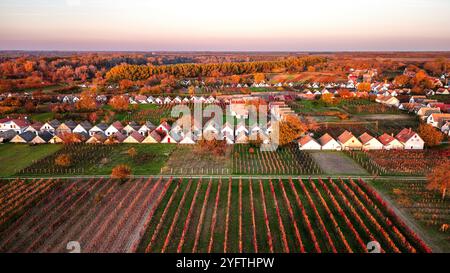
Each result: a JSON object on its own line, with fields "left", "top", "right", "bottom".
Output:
{"left": 427, "top": 160, "right": 450, "bottom": 200}
{"left": 418, "top": 123, "right": 444, "bottom": 147}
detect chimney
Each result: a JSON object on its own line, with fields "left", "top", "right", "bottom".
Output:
{"left": 409, "top": 128, "right": 412, "bottom": 133}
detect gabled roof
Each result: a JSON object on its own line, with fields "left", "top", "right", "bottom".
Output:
{"left": 125, "top": 131, "right": 144, "bottom": 142}
{"left": 378, "top": 133, "right": 397, "bottom": 145}
{"left": 1, "top": 118, "right": 30, "bottom": 127}
{"left": 318, "top": 133, "right": 336, "bottom": 146}
{"left": 79, "top": 121, "right": 93, "bottom": 130}
{"left": 37, "top": 131, "right": 53, "bottom": 142}
{"left": 110, "top": 121, "right": 124, "bottom": 130}
{"left": 48, "top": 119, "right": 61, "bottom": 128}
{"left": 358, "top": 132, "right": 374, "bottom": 144}
{"left": 93, "top": 122, "right": 108, "bottom": 131}
{"left": 63, "top": 120, "right": 78, "bottom": 129}
{"left": 17, "top": 131, "right": 36, "bottom": 142}
{"left": 298, "top": 135, "right": 319, "bottom": 146}
{"left": 29, "top": 122, "right": 44, "bottom": 130}
{"left": 337, "top": 130, "right": 355, "bottom": 144}
{"left": 396, "top": 128, "right": 418, "bottom": 143}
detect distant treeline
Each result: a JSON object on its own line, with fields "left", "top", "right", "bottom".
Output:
{"left": 106, "top": 56, "right": 327, "bottom": 81}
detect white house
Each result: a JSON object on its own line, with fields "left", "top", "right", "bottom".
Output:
{"left": 337, "top": 131, "right": 363, "bottom": 150}
{"left": 89, "top": 123, "right": 108, "bottom": 136}
{"left": 318, "top": 133, "right": 342, "bottom": 150}
{"left": 358, "top": 132, "right": 383, "bottom": 150}
{"left": 298, "top": 135, "right": 321, "bottom": 150}
{"left": 427, "top": 113, "right": 450, "bottom": 128}
{"left": 378, "top": 133, "right": 404, "bottom": 150}
{"left": 395, "top": 128, "right": 424, "bottom": 150}
{"left": 0, "top": 118, "right": 30, "bottom": 134}
{"left": 105, "top": 121, "right": 124, "bottom": 136}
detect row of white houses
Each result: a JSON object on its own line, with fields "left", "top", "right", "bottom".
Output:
{"left": 298, "top": 129, "right": 425, "bottom": 151}
{"left": 0, "top": 118, "right": 274, "bottom": 145}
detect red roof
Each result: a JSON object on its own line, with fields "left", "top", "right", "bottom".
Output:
{"left": 358, "top": 132, "right": 374, "bottom": 144}
{"left": 1, "top": 118, "right": 30, "bottom": 127}
{"left": 298, "top": 135, "right": 316, "bottom": 146}
{"left": 318, "top": 133, "right": 335, "bottom": 145}
{"left": 395, "top": 128, "right": 417, "bottom": 143}
{"left": 378, "top": 133, "right": 397, "bottom": 145}
{"left": 337, "top": 130, "right": 355, "bottom": 144}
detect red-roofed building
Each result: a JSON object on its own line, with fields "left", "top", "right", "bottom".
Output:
{"left": 378, "top": 133, "right": 404, "bottom": 150}
{"left": 298, "top": 135, "right": 321, "bottom": 150}
{"left": 337, "top": 131, "right": 363, "bottom": 150}
{"left": 0, "top": 118, "right": 30, "bottom": 134}
{"left": 395, "top": 128, "right": 424, "bottom": 150}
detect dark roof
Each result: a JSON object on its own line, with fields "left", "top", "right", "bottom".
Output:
{"left": 79, "top": 121, "right": 92, "bottom": 130}
{"left": 64, "top": 120, "right": 78, "bottom": 129}
{"left": 18, "top": 131, "right": 36, "bottom": 142}
{"left": 38, "top": 131, "right": 53, "bottom": 142}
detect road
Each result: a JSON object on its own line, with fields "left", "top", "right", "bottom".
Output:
{"left": 0, "top": 174, "right": 428, "bottom": 181}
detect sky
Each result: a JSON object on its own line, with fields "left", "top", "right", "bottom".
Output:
{"left": 0, "top": 0, "right": 450, "bottom": 51}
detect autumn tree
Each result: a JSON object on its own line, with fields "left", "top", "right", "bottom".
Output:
{"left": 76, "top": 89, "right": 97, "bottom": 111}
{"left": 195, "top": 139, "right": 227, "bottom": 156}
{"left": 394, "top": 75, "right": 410, "bottom": 87}
{"left": 357, "top": 82, "right": 371, "bottom": 92}
{"left": 127, "top": 147, "right": 137, "bottom": 158}
{"left": 427, "top": 160, "right": 450, "bottom": 200}
{"left": 111, "top": 164, "right": 132, "bottom": 181}
{"left": 59, "top": 132, "right": 84, "bottom": 143}
{"left": 55, "top": 154, "right": 72, "bottom": 167}
{"left": 109, "top": 95, "right": 129, "bottom": 112}
{"left": 320, "top": 93, "right": 335, "bottom": 106}
{"left": 418, "top": 123, "right": 444, "bottom": 147}
{"left": 188, "top": 86, "right": 195, "bottom": 96}
{"left": 254, "top": 73, "right": 265, "bottom": 83}
{"left": 119, "top": 79, "right": 133, "bottom": 91}
{"left": 230, "top": 75, "right": 241, "bottom": 84}
{"left": 276, "top": 115, "right": 308, "bottom": 146}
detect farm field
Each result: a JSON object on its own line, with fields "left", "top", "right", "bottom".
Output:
{"left": 0, "top": 177, "right": 433, "bottom": 253}
{"left": 370, "top": 180, "right": 450, "bottom": 252}
{"left": 0, "top": 144, "right": 63, "bottom": 177}
{"left": 136, "top": 177, "right": 431, "bottom": 253}
{"left": 346, "top": 150, "right": 448, "bottom": 176}
{"left": 0, "top": 177, "right": 167, "bottom": 253}
{"left": 162, "top": 145, "right": 233, "bottom": 175}
{"left": 232, "top": 144, "right": 322, "bottom": 175}
{"left": 17, "top": 144, "right": 175, "bottom": 176}
{"left": 309, "top": 152, "right": 368, "bottom": 176}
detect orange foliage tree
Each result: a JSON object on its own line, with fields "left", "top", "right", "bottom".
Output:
{"left": 111, "top": 164, "right": 132, "bottom": 180}
{"left": 357, "top": 82, "right": 371, "bottom": 92}
{"left": 76, "top": 89, "right": 97, "bottom": 111}
{"left": 59, "top": 133, "right": 84, "bottom": 143}
{"left": 254, "top": 73, "right": 265, "bottom": 83}
{"left": 276, "top": 115, "right": 308, "bottom": 146}
{"left": 427, "top": 160, "right": 450, "bottom": 200}
{"left": 418, "top": 123, "right": 444, "bottom": 147}
{"left": 196, "top": 139, "right": 227, "bottom": 156}
{"left": 55, "top": 154, "right": 72, "bottom": 167}
{"left": 109, "top": 95, "right": 129, "bottom": 112}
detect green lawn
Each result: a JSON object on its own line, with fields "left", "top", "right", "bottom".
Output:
{"left": 0, "top": 144, "right": 62, "bottom": 176}
{"left": 30, "top": 112, "right": 55, "bottom": 122}
{"left": 89, "top": 144, "right": 176, "bottom": 175}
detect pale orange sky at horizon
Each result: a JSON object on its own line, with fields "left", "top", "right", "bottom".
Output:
{"left": 1, "top": 0, "right": 449, "bottom": 51}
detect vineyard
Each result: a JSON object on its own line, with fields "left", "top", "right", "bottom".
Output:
{"left": 346, "top": 150, "right": 449, "bottom": 176}
{"left": 137, "top": 177, "right": 431, "bottom": 253}
{"left": 17, "top": 144, "right": 115, "bottom": 175}
{"left": 0, "top": 177, "right": 432, "bottom": 253}
{"left": 371, "top": 180, "right": 450, "bottom": 252}
{"left": 0, "top": 177, "right": 167, "bottom": 252}
{"left": 232, "top": 144, "right": 322, "bottom": 175}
